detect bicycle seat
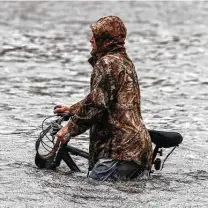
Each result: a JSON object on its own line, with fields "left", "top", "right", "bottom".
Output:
{"left": 148, "top": 130, "right": 183, "bottom": 148}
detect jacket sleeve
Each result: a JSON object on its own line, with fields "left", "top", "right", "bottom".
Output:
{"left": 68, "top": 98, "right": 87, "bottom": 115}
{"left": 66, "top": 59, "right": 116, "bottom": 136}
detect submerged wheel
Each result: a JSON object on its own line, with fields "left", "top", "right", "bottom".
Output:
{"left": 35, "top": 153, "right": 47, "bottom": 169}
{"left": 35, "top": 152, "right": 56, "bottom": 169}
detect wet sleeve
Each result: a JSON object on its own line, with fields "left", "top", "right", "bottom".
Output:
{"left": 68, "top": 98, "right": 87, "bottom": 115}
{"left": 66, "top": 60, "right": 116, "bottom": 136}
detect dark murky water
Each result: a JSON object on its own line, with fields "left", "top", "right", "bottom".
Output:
{"left": 0, "top": 1, "right": 208, "bottom": 207}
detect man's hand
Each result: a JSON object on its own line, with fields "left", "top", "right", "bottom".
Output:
{"left": 56, "top": 125, "right": 71, "bottom": 144}
{"left": 54, "top": 104, "right": 70, "bottom": 114}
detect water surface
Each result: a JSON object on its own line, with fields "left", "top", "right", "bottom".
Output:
{"left": 0, "top": 2, "right": 208, "bottom": 207}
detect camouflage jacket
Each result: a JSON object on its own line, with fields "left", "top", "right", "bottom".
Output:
{"left": 67, "top": 16, "right": 152, "bottom": 169}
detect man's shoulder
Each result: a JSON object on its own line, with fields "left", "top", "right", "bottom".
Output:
{"left": 97, "top": 54, "right": 123, "bottom": 66}
{"left": 103, "top": 53, "right": 122, "bottom": 62}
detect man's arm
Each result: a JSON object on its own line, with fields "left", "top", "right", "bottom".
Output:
{"left": 54, "top": 97, "right": 87, "bottom": 115}
{"left": 56, "top": 58, "right": 116, "bottom": 139}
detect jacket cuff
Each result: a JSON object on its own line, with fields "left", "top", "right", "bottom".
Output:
{"left": 67, "top": 120, "right": 79, "bottom": 137}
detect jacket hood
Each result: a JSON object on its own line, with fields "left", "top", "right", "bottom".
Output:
{"left": 90, "top": 16, "right": 127, "bottom": 57}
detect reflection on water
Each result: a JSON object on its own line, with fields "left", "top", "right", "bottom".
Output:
{"left": 0, "top": 1, "right": 208, "bottom": 207}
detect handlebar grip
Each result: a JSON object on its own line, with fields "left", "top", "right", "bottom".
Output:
{"left": 56, "top": 113, "right": 71, "bottom": 120}
{"left": 62, "top": 133, "right": 71, "bottom": 144}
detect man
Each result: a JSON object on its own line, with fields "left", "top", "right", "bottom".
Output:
{"left": 54, "top": 16, "right": 153, "bottom": 181}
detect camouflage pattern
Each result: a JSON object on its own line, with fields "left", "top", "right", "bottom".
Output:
{"left": 67, "top": 16, "right": 153, "bottom": 170}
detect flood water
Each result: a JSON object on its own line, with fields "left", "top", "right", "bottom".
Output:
{"left": 0, "top": 1, "right": 208, "bottom": 207}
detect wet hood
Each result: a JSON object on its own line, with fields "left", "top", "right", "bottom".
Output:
{"left": 90, "top": 16, "right": 127, "bottom": 55}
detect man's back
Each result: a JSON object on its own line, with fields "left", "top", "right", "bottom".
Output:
{"left": 89, "top": 53, "right": 153, "bottom": 170}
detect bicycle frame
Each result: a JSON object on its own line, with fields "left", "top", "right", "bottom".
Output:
{"left": 35, "top": 114, "right": 183, "bottom": 172}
